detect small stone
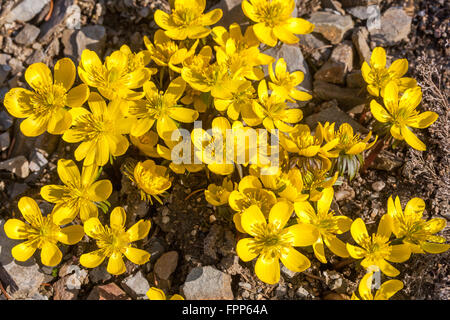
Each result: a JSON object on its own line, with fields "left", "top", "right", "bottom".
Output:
{"left": 0, "top": 132, "right": 10, "bottom": 151}
{"left": 347, "top": 5, "right": 380, "bottom": 20}
{"left": 298, "top": 33, "right": 331, "bottom": 66}
{"left": 0, "top": 156, "right": 30, "bottom": 178}
{"left": 15, "top": 24, "right": 41, "bottom": 46}
{"left": 0, "top": 112, "right": 13, "bottom": 131}
{"left": 89, "top": 266, "right": 112, "bottom": 284}
{"left": 53, "top": 276, "right": 78, "bottom": 300}
{"left": 0, "top": 54, "right": 11, "bottom": 65}
{"left": 64, "top": 265, "right": 88, "bottom": 290}
{"left": 146, "top": 238, "right": 165, "bottom": 263}
{"left": 87, "top": 283, "right": 131, "bottom": 300}
{"left": 121, "top": 271, "right": 150, "bottom": 299}
{"left": 369, "top": 7, "right": 412, "bottom": 46}
{"left": 371, "top": 181, "right": 386, "bottom": 192}
{"left": 76, "top": 25, "right": 107, "bottom": 59}
{"left": 29, "top": 151, "right": 48, "bottom": 172}
{"left": 346, "top": 70, "right": 365, "bottom": 88}
{"left": 154, "top": 251, "right": 179, "bottom": 280}
{"left": 313, "top": 80, "right": 366, "bottom": 109}
{"left": 281, "top": 265, "right": 298, "bottom": 278}
{"left": 352, "top": 27, "right": 371, "bottom": 64}
{"left": 9, "top": 183, "right": 29, "bottom": 199}
{"left": 26, "top": 49, "right": 45, "bottom": 65}
{"left": 4, "top": 0, "right": 50, "bottom": 23}
{"left": 275, "top": 284, "right": 287, "bottom": 298}
{"left": 182, "top": 266, "right": 234, "bottom": 300}
{"left": 314, "top": 41, "right": 353, "bottom": 84}
{"left": 7, "top": 58, "right": 24, "bottom": 74}
{"left": 65, "top": 4, "right": 81, "bottom": 29}
{"left": 323, "top": 270, "right": 343, "bottom": 291}
{"left": 309, "top": 12, "right": 354, "bottom": 44}
{"left": 0, "top": 64, "right": 11, "bottom": 85}
{"left": 162, "top": 216, "right": 170, "bottom": 224}
{"left": 296, "top": 286, "right": 312, "bottom": 299}
{"left": 341, "top": 0, "right": 379, "bottom": 7}
{"left": 370, "top": 151, "right": 403, "bottom": 171}
{"left": 335, "top": 183, "right": 356, "bottom": 201}
{"left": 138, "top": 7, "right": 150, "bottom": 18}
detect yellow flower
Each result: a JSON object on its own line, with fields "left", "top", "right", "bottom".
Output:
{"left": 4, "top": 197, "right": 84, "bottom": 266}
{"left": 144, "top": 30, "right": 198, "bottom": 73}
{"left": 346, "top": 216, "right": 411, "bottom": 277}
{"left": 80, "top": 207, "right": 151, "bottom": 275}
{"left": 128, "top": 77, "right": 199, "bottom": 140}
{"left": 154, "top": 0, "right": 223, "bottom": 40}
{"left": 301, "top": 169, "right": 338, "bottom": 201}
{"left": 294, "top": 188, "right": 353, "bottom": 263}
{"left": 212, "top": 79, "right": 261, "bottom": 125}
{"left": 156, "top": 137, "right": 204, "bottom": 174}
{"left": 387, "top": 196, "right": 449, "bottom": 254}
{"left": 125, "top": 160, "right": 172, "bottom": 204}
{"left": 41, "top": 159, "right": 112, "bottom": 225}
{"left": 236, "top": 202, "right": 319, "bottom": 284}
{"left": 260, "top": 168, "right": 309, "bottom": 203}
{"left": 180, "top": 85, "right": 208, "bottom": 113}
{"left": 146, "top": 287, "right": 184, "bottom": 300}
{"left": 78, "top": 49, "right": 151, "bottom": 100}
{"left": 351, "top": 271, "right": 403, "bottom": 300}
{"left": 242, "top": 0, "right": 314, "bottom": 46}
{"left": 370, "top": 81, "right": 438, "bottom": 151}
{"left": 205, "top": 177, "right": 236, "bottom": 207}
{"left": 228, "top": 175, "right": 277, "bottom": 233}
{"left": 362, "top": 47, "right": 417, "bottom": 97}
{"left": 252, "top": 80, "right": 303, "bottom": 132}
{"left": 268, "top": 58, "right": 312, "bottom": 102}
{"left": 119, "top": 44, "right": 155, "bottom": 74}
{"left": 4, "top": 58, "right": 89, "bottom": 136}
{"left": 62, "top": 93, "right": 132, "bottom": 167}
{"left": 130, "top": 130, "right": 160, "bottom": 158}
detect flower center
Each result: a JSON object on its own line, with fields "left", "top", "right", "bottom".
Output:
{"left": 250, "top": 222, "right": 292, "bottom": 257}
{"left": 29, "top": 84, "right": 67, "bottom": 117}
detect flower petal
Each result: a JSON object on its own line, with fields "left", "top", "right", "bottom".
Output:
{"left": 358, "top": 272, "right": 374, "bottom": 300}
{"left": 241, "top": 205, "right": 267, "bottom": 237}
{"left": 350, "top": 218, "right": 369, "bottom": 246}
{"left": 80, "top": 249, "right": 106, "bottom": 268}
{"left": 25, "top": 62, "right": 53, "bottom": 91}
{"left": 11, "top": 240, "right": 37, "bottom": 262}
{"left": 421, "top": 242, "right": 450, "bottom": 254}
{"left": 236, "top": 238, "right": 258, "bottom": 262}
{"left": 285, "top": 223, "right": 319, "bottom": 247}
{"left": 40, "top": 242, "right": 63, "bottom": 266}
{"left": 57, "top": 159, "right": 81, "bottom": 186}
{"left": 107, "top": 252, "right": 126, "bottom": 275}
{"left": 167, "top": 107, "right": 199, "bottom": 123}
{"left": 57, "top": 225, "right": 85, "bottom": 245}
{"left": 54, "top": 58, "right": 76, "bottom": 91}
{"left": 280, "top": 247, "right": 311, "bottom": 272}
{"left": 374, "top": 279, "right": 403, "bottom": 300}
{"left": 66, "top": 84, "right": 90, "bottom": 108}
{"left": 377, "top": 259, "right": 400, "bottom": 277}
{"left": 87, "top": 180, "right": 112, "bottom": 202}
{"left": 324, "top": 235, "right": 349, "bottom": 258}
{"left": 126, "top": 220, "right": 151, "bottom": 242}
{"left": 110, "top": 207, "right": 127, "bottom": 230}
{"left": 268, "top": 201, "right": 294, "bottom": 229}
{"left": 346, "top": 243, "right": 366, "bottom": 259}
{"left": 253, "top": 23, "right": 277, "bottom": 47}
{"left": 124, "top": 247, "right": 150, "bottom": 265}
{"left": 370, "top": 47, "right": 386, "bottom": 69}
{"left": 255, "top": 254, "right": 280, "bottom": 284}
{"left": 146, "top": 287, "right": 166, "bottom": 300}
{"left": 388, "top": 59, "right": 408, "bottom": 78}
{"left": 47, "top": 108, "right": 72, "bottom": 135}
{"left": 18, "top": 197, "right": 43, "bottom": 226}
{"left": 400, "top": 125, "right": 426, "bottom": 151}
{"left": 4, "top": 219, "right": 32, "bottom": 239}
{"left": 312, "top": 237, "right": 327, "bottom": 263}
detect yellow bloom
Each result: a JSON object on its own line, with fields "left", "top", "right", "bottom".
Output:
{"left": 180, "top": 85, "right": 208, "bottom": 113}
{"left": 228, "top": 175, "right": 277, "bottom": 233}
{"left": 212, "top": 79, "right": 261, "bottom": 125}
{"left": 301, "top": 169, "right": 338, "bottom": 201}
{"left": 78, "top": 49, "right": 151, "bottom": 100}
{"left": 242, "top": 0, "right": 314, "bottom": 46}
{"left": 144, "top": 30, "right": 198, "bottom": 73}
{"left": 4, "top": 197, "right": 84, "bottom": 266}
{"left": 125, "top": 160, "right": 172, "bottom": 204}
{"left": 154, "top": 0, "right": 223, "bottom": 40}
{"left": 346, "top": 216, "right": 411, "bottom": 277}
{"left": 130, "top": 130, "right": 160, "bottom": 158}
{"left": 156, "top": 137, "right": 204, "bottom": 174}
{"left": 80, "top": 207, "right": 151, "bottom": 275}
{"left": 294, "top": 188, "right": 353, "bottom": 263}
{"left": 253, "top": 80, "right": 303, "bottom": 132}
{"left": 387, "top": 196, "right": 449, "bottom": 254}
{"left": 41, "top": 159, "right": 112, "bottom": 225}
{"left": 351, "top": 271, "right": 403, "bottom": 300}
{"left": 236, "top": 202, "right": 319, "bottom": 284}
{"left": 361, "top": 47, "right": 417, "bottom": 97}
{"left": 62, "top": 93, "right": 132, "bottom": 167}
{"left": 146, "top": 287, "right": 184, "bottom": 300}
{"left": 119, "top": 44, "right": 155, "bottom": 75}
{"left": 204, "top": 177, "right": 236, "bottom": 207}
{"left": 4, "top": 58, "right": 89, "bottom": 136}
{"left": 260, "top": 167, "right": 309, "bottom": 203}
{"left": 128, "top": 77, "right": 199, "bottom": 140}
{"left": 268, "top": 58, "right": 312, "bottom": 102}
{"left": 370, "top": 81, "right": 438, "bottom": 151}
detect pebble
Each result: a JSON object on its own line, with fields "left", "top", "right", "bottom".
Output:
{"left": 29, "top": 151, "right": 48, "bottom": 172}
{"left": 4, "top": 0, "right": 50, "bottom": 23}
{"left": 0, "top": 156, "right": 30, "bottom": 178}
{"left": 154, "top": 251, "right": 179, "bottom": 280}
{"left": 304, "top": 104, "right": 368, "bottom": 133}
{"left": 14, "top": 24, "right": 41, "bottom": 46}
{"left": 89, "top": 266, "right": 112, "bottom": 284}
{"left": 371, "top": 181, "right": 386, "bottom": 192}
{"left": 87, "top": 283, "right": 131, "bottom": 300}
{"left": 75, "top": 25, "right": 107, "bottom": 58}
{"left": 369, "top": 7, "right": 412, "bottom": 46}
{"left": 0, "top": 131, "right": 10, "bottom": 151}
{"left": 352, "top": 27, "right": 371, "bottom": 64}
{"left": 314, "top": 41, "right": 353, "bottom": 85}
{"left": 121, "top": 271, "right": 150, "bottom": 299}
{"left": 182, "top": 266, "right": 234, "bottom": 300}
{"left": 313, "top": 80, "right": 367, "bottom": 109}
{"left": 309, "top": 12, "right": 354, "bottom": 44}
{"left": 0, "top": 64, "right": 11, "bottom": 86}
{"left": 296, "top": 286, "right": 312, "bottom": 299}
{"left": 347, "top": 5, "right": 380, "bottom": 21}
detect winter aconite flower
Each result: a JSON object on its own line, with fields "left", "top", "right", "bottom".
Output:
{"left": 4, "top": 58, "right": 89, "bottom": 136}
{"left": 361, "top": 47, "right": 417, "bottom": 97}
{"left": 154, "top": 0, "right": 223, "bottom": 40}
{"left": 236, "top": 202, "right": 319, "bottom": 284}
{"left": 295, "top": 188, "right": 353, "bottom": 263}
{"left": 62, "top": 93, "right": 132, "bottom": 167}
{"left": 205, "top": 178, "right": 236, "bottom": 207}
{"left": 242, "top": 0, "right": 314, "bottom": 46}
{"left": 387, "top": 196, "right": 449, "bottom": 254}
{"left": 346, "top": 216, "right": 411, "bottom": 277}
{"left": 128, "top": 77, "right": 199, "bottom": 140}
{"left": 351, "top": 271, "right": 403, "bottom": 300}
{"left": 4, "top": 197, "right": 84, "bottom": 266}
{"left": 78, "top": 49, "right": 151, "bottom": 100}
{"left": 301, "top": 169, "right": 338, "bottom": 202}
{"left": 268, "top": 58, "right": 312, "bottom": 102}
{"left": 146, "top": 287, "right": 184, "bottom": 300}
{"left": 40, "top": 159, "right": 112, "bottom": 225}
{"left": 80, "top": 207, "right": 151, "bottom": 275}
{"left": 370, "top": 81, "right": 438, "bottom": 151}
{"left": 124, "top": 160, "right": 172, "bottom": 204}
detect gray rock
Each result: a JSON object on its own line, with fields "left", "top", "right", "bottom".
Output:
{"left": 352, "top": 27, "right": 371, "bottom": 64}
{"left": 53, "top": 276, "right": 78, "bottom": 300}
{"left": 370, "top": 150, "right": 403, "bottom": 171}
{"left": 335, "top": 183, "right": 356, "bottom": 201}
{"left": 309, "top": 12, "right": 354, "bottom": 44}
{"left": 0, "top": 219, "right": 47, "bottom": 299}
{"left": 0, "top": 156, "right": 29, "bottom": 178}
{"left": 347, "top": 5, "right": 380, "bottom": 20}
{"left": 0, "top": 112, "right": 14, "bottom": 131}
{"left": 38, "top": 0, "right": 77, "bottom": 43}
{"left": 369, "top": 7, "right": 412, "bottom": 46}
{"left": 121, "top": 271, "right": 150, "bottom": 299}
{"left": 29, "top": 151, "right": 48, "bottom": 172}
{"left": 63, "top": 265, "right": 88, "bottom": 290}
{"left": 15, "top": 24, "right": 41, "bottom": 46}
{"left": 182, "top": 266, "right": 234, "bottom": 300}
{"left": 313, "top": 80, "right": 366, "bottom": 109}
{"left": 314, "top": 41, "right": 353, "bottom": 85}
{"left": 281, "top": 265, "right": 298, "bottom": 278}
{"left": 304, "top": 103, "right": 368, "bottom": 134}
{"left": 296, "top": 286, "right": 312, "bottom": 299}
{"left": 154, "top": 251, "right": 178, "bottom": 280}
{"left": 371, "top": 181, "right": 386, "bottom": 192}
{"left": 4, "top": 0, "right": 50, "bottom": 23}
{"left": 65, "top": 4, "right": 81, "bottom": 29}
{"left": 0, "top": 131, "right": 10, "bottom": 151}
{"left": 341, "top": 0, "right": 379, "bottom": 7}
{"left": 76, "top": 25, "right": 107, "bottom": 59}
{"left": 298, "top": 33, "right": 331, "bottom": 66}
{"left": 146, "top": 238, "right": 165, "bottom": 263}
{"left": 366, "top": 6, "right": 381, "bottom": 33}
{"left": 346, "top": 70, "right": 365, "bottom": 88}
{"left": 26, "top": 49, "right": 45, "bottom": 65}
{"left": 89, "top": 266, "right": 112, "bottom": 284}
{"left": 0, "top": 64, "right": 11, "bottom": 85}
{"left": 9, "top": 183, "right": 29, "bottom": 200}
{"left": 7, "top": 58, "right": 24, "bottom": 74}
{"left": 0, "top": 54, "right": 11, "bottom": 65}
{"left": 323, "top": 270, "right": 343, "bottom": 291}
